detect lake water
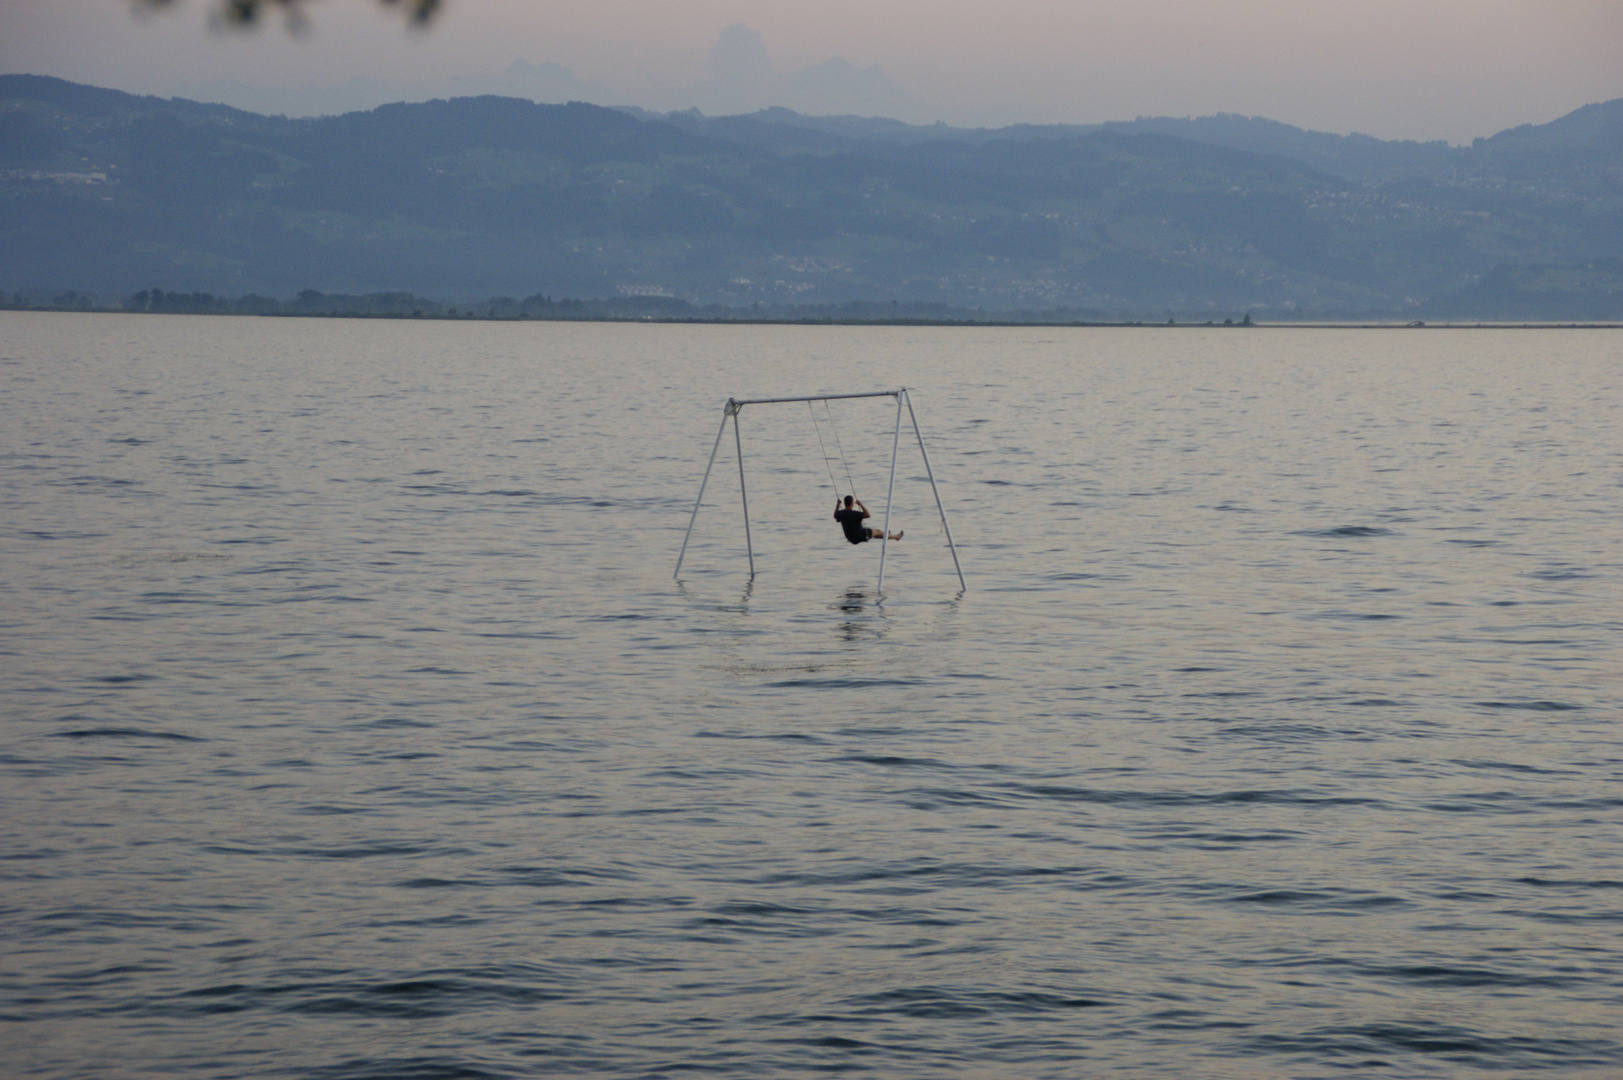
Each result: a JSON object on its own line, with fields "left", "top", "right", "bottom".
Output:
{"left": 2, "top": 312, "right": 1619, "bottom": 1079}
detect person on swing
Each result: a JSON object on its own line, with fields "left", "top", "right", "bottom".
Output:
{"left": 834, "top": 495, "right": 902, "bottom": 544}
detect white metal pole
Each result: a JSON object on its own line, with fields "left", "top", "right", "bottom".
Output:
{"left": 876, "top": 391, "right": 904, "bottom": 592}
{"left": 904, "top": 390, "right": 965, "bottom": 591}
{"left": 729, "top": 390, "right": 901, "bottom": 406}
{"left": 733, "top": 403, "right": 754, "bottom": 577}
{"left": 674, "top": 404, "right": 733, "bottom": 578}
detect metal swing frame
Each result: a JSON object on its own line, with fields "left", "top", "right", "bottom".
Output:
{"left": 674, "top": 388, "right": 965, "bottom": 592}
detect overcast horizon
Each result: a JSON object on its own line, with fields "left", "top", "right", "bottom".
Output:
{"left": 3, "top": 1, "right": 1622, "bottom": 143}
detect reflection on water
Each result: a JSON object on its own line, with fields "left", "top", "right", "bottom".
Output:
{"left": 833, "top": 587, "right": 883, "bottom": 644}
{"left": 1, "top": 312, "right": 1620, "bottom": 1079}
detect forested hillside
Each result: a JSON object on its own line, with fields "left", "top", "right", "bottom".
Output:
{"left": 3, "top": 75, "right": 1620, "bottom": 318}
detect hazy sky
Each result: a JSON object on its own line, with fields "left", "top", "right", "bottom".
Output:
{"left": 3, "top": 0, "right": 1621, "bottom": 141}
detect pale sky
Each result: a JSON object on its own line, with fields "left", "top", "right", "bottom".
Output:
{"left": 3, "top": 0, "right": 1621, "bottom": 142}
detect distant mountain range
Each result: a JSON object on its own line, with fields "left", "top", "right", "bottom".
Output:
{"left": 2, "top": 74, "right": 1620, "bottom": 319}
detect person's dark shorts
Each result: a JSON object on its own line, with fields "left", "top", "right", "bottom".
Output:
{"left": 847, "top": 531, "right": 869, "bottom": 544}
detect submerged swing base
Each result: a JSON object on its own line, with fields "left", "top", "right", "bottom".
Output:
{"left": 673, "top": 388, "right": 964, "bottom": 592}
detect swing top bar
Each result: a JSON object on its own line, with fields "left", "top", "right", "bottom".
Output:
{"left": 728, "top": 389, "right": 903, "bottom": 408}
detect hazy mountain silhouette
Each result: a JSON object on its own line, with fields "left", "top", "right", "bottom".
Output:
{"left": 164, "top": 24, "right": 915, "bottom": 122}
{"left": 669, "top": 24, "right": 918, "bottom": 119}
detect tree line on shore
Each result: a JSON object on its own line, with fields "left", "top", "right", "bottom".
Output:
{"left": 0, "top": 287, "right": 697, "bottom": 319}
{"left": 6, "top": 281, "right": 1617, "bottom": 324}
{"left": 0, "top": 286, "right": 1202, "bottom": 324}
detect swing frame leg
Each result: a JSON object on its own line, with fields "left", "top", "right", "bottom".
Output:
{"left": 904, "top": 389, "right": 965, "bottom": 591}
{"left": 674, "top": 402, "right": 733, "bottom": 579}
{"left": 734, "top": 403, "right": 754, "bottom": 577}
{"left": 876, "top": 393, "right": 904, "bottom": 593}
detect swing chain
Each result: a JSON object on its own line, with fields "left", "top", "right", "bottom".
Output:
{"left": 808, "top": 399, "right": 858, "bottom": 499}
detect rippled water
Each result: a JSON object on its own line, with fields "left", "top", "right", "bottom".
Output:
{"left": 2, "top": 312, "right": 1620, "bottom": 1079}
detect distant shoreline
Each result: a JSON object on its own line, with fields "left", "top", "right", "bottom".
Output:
{"left": 2, "top": 306, "right": 1619, "bottom": 330}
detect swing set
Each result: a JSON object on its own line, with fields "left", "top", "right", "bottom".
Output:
{"left": 674, "top": 388, "right": 965, "bottom": 591}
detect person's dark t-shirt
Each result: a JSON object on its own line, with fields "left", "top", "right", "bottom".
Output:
{"left": 834, "top": 507, "right": 869, "bottom": 544}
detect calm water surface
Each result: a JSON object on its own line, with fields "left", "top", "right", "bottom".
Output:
{"left": 2, "top": 313, "right": 1620, "bottom": 1078}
